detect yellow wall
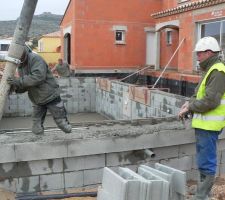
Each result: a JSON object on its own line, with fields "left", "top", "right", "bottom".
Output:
{"left": 39, "top": 37, "right": 60, "bottom": 52}
{"left": 38, "top": 52, "right": 60, "bottom": 67}
{"left": 38, "top": 37, "right": 61, "bottom": 65}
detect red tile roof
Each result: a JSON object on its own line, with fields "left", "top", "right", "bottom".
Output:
{"left": 152, "top": 0, "right": 225, "bottom": 18}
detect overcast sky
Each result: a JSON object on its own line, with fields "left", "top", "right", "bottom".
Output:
{"left": 0, "top": 0, "right": 70, "bottom": 21}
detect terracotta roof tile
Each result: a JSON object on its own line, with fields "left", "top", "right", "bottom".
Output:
{"left": 152, "top": 0, "right": 225, "bottom": 18}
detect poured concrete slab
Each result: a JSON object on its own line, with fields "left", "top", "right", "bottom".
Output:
{"left": 0, "top": 113, "right": 107, "bottom": 130}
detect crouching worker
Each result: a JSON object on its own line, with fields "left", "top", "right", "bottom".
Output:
{"left": 7, "top": 46, "right": 72, "bottom": 135}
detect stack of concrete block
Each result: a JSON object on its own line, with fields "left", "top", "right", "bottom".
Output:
{"left": 97, "top": 163, "right": 186, "bottom": 200}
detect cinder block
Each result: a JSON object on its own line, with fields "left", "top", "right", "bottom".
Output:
{"left": 219, "top": 163, "right": 225, "bottom": 175}
{"left": 29, "top": 159, "right": 63, "bottom": 175}
{"left": 64, "top": 154, "right": 105, "bottom": 172}
{"left": 15, "top": 142, "right": 67, "bottom": 162}
{"left": 185, "top": 169, "right": 198, "bottom": 181}
{"left": 160, "top": 156, "right": 193, "bottom": 171}
{"left": 0, "top": 178, "right": 18, "bottom": 193}
{"left": 64, "top": 171, "right": 83, "bottom": 188}
{"left": 0, "top": 144, "right": 15, "bottom": 163}
{"left": 218, "top": 138, "right": 225, "bottom": 151}
{"left": 0, "top": 162, "right": 15, "bottom": 174}
{"left": 84, "top": 168, "right": 103, "bottom": 186}
{"left": 40, "top": 173, "right": 64, "bottom": 191}
{"left": 17, "top": 176, "right": 40, "bottom": 193}
{"left": 106, "top": 151, "right": 146, "bottom": 167}
{"left": 179, "top": 143, "right": 196, "bottom": 156}
{"left": 221, "top": 150, "right": 225, "bottom": 164}
{"left": 97, "top": 167, "right": 139, "bottom": 200}
{"left": 153, "top": 146, "right": 179, "bottom": 160}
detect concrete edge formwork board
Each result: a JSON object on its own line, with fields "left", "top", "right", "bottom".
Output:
{"left": 140, "top": 164, "right": 186, "bottom": 200}
{"left": 137, "top": 166, "right": 169, "bottom": 200}
{"left": 155, "top": 163, "right": 186, "bottom": 196}
{"left": 0, "top": 0, "right": 38, "bottom": 120}
{"left": 118, "top": 167, "right": 148, "bottom": 200}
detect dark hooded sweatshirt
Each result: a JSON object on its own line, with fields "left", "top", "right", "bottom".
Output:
{"left": 16, "top": 50, "right": 60, "bottom": 105}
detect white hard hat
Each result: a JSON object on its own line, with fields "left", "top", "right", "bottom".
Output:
{"left": 194, "top": 36, "right": 220, "bottom": 52}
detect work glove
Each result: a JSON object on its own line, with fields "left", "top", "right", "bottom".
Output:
{"left": 7, "top": 77, "right": 20, "bottom": 87}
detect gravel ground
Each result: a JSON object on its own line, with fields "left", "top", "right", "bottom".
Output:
{"left": 186, "top": 175, "right": 225, "bottom": 200}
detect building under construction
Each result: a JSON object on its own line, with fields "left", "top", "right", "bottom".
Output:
{"left": 1, "top": 0, "right": 225, "bottom": 199}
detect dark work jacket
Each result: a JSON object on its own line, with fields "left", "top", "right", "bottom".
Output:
{"left": 16, "top": 52, "right": 60, "bottom": 105}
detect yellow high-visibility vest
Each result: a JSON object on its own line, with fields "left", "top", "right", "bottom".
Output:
{"left": 192, "top": 63, "right": 225, "bottom": 131}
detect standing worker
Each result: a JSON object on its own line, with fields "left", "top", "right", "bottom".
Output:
{"left": 7, "top": 46, "right": 72, "bottom": 135}
{"left": 52, "top": 58, "right": 71, "bottom": 77}
{"left": 179, "top": 36, "right": 225, "bottom": 200}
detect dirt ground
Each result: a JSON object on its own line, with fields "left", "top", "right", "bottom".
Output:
{"left": 186, "top": 175, "right": 225, "bottom": 200}
{"left": 44, "top": 176, "right": 225, "bottom": 200}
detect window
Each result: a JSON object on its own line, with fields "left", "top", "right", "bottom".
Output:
{"left": 0, "top": 44, "right": 9, "bottom": 51}
{"left": 115, "top": 30, "right": 125, "bottom": 44}
{"left": 166, "top": 29, "right": 172, "bottom": 45}
{"left": 199, "top": 20, "right": 225, "bottom": 53}
{"left": 113, "top": 25, "right": 127, "bottom": 45}
{"left": 38, "top": 40, "right": 44, "bottom": 52}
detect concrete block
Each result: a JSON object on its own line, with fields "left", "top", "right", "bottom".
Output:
{"left": 160, "top": 156, "right": 193, "bottom": 171}
{"left": 106, "top": 151, "right": 147, "bottom": 167}
{"left": 84, "top": 168, "right": 103, "bottom": 186}
{"left": 218, "top": 138, "right": 225, "bottom": 151}
{"left": 179, "top": 143, "right": 196, "bottom": 156}
{"left": 15, "top": 142, "right": 67, "bottom": 162}
{"left": 64, "top": 154, "right": 105, "bottom": 172}
{"left": 221, "top": 149, "right": 225, "bottom": 164}
{"left": 29, "top": 159, "right": 63, "bottom": 175}
{"left": 137, "top": 166, "right": 169, "bottom": 200}
{"left": 185, "top": 169, "right": 198, "bottom": 181}
{"left": 64, "top": 171, "right": 83, "bottom": 188}
{"left": 155, "top": 163, "right": 186, "bottom": 196}
{"left": 153, "top": 146, "right": 179, "bottom": 160}
{"left": 97, "top": 167, "right": 140, "bottom": 200}
{"left": 17, "top": 176, "right": 40, "bottom": 193}
{"left": 0, "top": 178, "right": 18, "bottom": 193}
{"left": 0, "top": 144, "right": 15, "bottom": 163}
{"left": 40, "top": 173, "right": 64, "bottom": 191}
{"left": 118, "top": 167, "right": 148, "bottom": 200}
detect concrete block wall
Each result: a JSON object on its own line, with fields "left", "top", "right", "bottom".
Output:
{"left": 1, "top": 124, "right": 225, "bottom": 194}
{"left": 96, "top": 79, "right": 188, "bottom": 120}
{"left": 4, "top": 77, "right": 187, "bottom": 120}
{"left": 3, "top": 77, "right": 96, "bottom": 117}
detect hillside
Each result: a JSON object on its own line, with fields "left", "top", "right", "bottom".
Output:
{"left": 0, "top": 12, "right": 63, "bottom": 38}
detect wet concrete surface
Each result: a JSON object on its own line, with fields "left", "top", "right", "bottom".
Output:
{"left": 0, "top": 116, "right": 187, "bottom": 145}
{"left": 0, "top": 113, "right": 108, "bottom": 130}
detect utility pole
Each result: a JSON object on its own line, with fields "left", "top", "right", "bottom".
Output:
{"left": 0, "top": 0, "right": 38, "bottom": 120}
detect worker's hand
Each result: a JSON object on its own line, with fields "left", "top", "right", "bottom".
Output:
{"left": 178, "top": 101, "right": 189, "bottom": 120}
{"left": 7, "top": 77, "right": 20, "bottom": 87}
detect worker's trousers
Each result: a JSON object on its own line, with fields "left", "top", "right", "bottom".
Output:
{"left": 32, "top": 97, "right": 71, "bottom": 134}
{"left": 195, "top": 128, "right": 221, "bottom": 176}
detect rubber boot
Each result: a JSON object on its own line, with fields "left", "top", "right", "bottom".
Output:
{"left": 193, "top": 173, "right": 215, "bottom": 200}
{"left": 55, "top": 118, "right": 72, "bottom": 133}
{"left": 32, "top": 119, "right": 44, "bottom": 135}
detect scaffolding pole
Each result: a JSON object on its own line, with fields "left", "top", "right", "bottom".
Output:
{"left": 119, "top": 65, "right": 154, "bottom": 82}
{"left": 152, "top": 38, "right": 185, "bottom": 89}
